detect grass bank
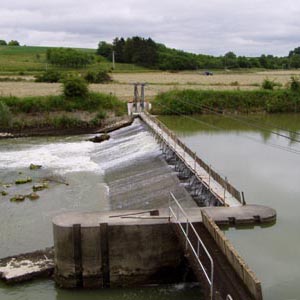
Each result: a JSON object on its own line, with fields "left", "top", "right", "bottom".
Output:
{"left": 0, "top": 45, "right": 150, "bottom": 74}
{"left": 152, "top": 89, "right": 300, "bottom": 115}
{"left": 0, "top": 92, "right": 127, "bottom": 132}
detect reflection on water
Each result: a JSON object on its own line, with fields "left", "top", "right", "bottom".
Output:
{"left": 0, "top": 280, "right": 202, "bottom": 300}
{"left": 160, "top": 113, "right": 300, "bottom": 300}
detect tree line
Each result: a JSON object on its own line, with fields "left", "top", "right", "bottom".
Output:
{"left": 46, "top": 48, "right": 94, "bottom": 68}
{"left": 97, "top": 36, "right": 300, "bottom": 70}
{"left": 0, "top": 40, "right": 20, "bottom": 46}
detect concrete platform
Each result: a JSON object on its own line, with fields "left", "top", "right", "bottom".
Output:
{"left": 52, "top": 204, "right": 276, "bottom": 228}
{"left": 203, "top": 205, "right": 276, "bottom": 225}
{"left": 0, "top": 248, "right": 54, "bottom": 283}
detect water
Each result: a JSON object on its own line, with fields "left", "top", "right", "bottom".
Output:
{"left": 159, "top": 113, "right": 300, "bottom": 300}
{"left": 0, "top": 119, "right": 200, "bottom": 300}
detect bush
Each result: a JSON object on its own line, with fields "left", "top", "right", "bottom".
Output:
{"left": 290, "top": 76, "right": 300, "bottom": 92}
{"left": 8, "top": 40, "right": 20, "bottom": 46}
{"left": 91, "top": 110, "right": 107, "bottom": 126}
{"left": 0, "top": 40, "right": 7, "bottom": 46}
{"left": 35, "top": 70, "right": 62, "bottom": 83}
{"left": 0, "top": 101, "right": 12, "bottom": 127}
{"left": 63, "top": 76, "right": 88, "bottom": 99}
{"left": 261, "top": 78, "right": 281, "bottom": 90}
{"left": 84, "top": 70, "right": 112, "bottom": 83}
{"left": 152, "top": 89, "right": 300, "bottom": 115}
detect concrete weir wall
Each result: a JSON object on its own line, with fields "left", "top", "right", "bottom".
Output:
{"left": 53, "top": 211, "right": 184, "bottom": 288}
{"left": 201, "top": 211, "right": 263, "bottom": 300}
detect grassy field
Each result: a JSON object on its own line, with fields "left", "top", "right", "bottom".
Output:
{"left": 1, "top": 70, "right": 300, "bottom": 100}
{"left": 0, "top": 45, "right": 149, "bottom": 74}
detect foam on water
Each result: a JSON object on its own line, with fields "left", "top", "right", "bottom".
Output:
{"left": 0, "top": 119, "right": 159, "bottom": 175}
{"left": 0, "top": 141, "right": 101, "bottom": 174}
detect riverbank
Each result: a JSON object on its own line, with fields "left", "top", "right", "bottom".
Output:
{"left": 152, "top": 89, "right": 300, "bottom": 115}
{"left": 0, "top": 92, "right": 131, "bottom": 138}
{"left": 0, "top": 116, "right": 134, "bottom": 139}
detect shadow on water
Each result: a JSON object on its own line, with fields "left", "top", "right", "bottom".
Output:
{"left": 0, "top": 280, "right": 203, "bottom": 300}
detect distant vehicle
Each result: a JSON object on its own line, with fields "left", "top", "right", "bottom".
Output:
{"left": 203, "top": 71, "right": 213, "bottom": 76}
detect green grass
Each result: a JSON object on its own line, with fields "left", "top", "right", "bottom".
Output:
{"left": 0, "top": 45, "right": 150, "bottom": 74}
{"left": 152, "top": 89, "right": 300, "bottom": 114}
{"left": 0, "top": 92, "right": 126, "bottom": 114}
{"left": 0, "top": 91, "right": 127, "bottom": 130}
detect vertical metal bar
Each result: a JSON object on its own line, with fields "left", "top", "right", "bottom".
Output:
{"left": 224, "top": 177, "right": 227, "bottom": 204}
{"left": 168, "top": 193, "right": 171, "bottom": 221}
{"left": 242, "top": 191, "right": 246, "bottom": 205}
{"left": 185, "top": 221, "right": 189, "bottom": 250}
{"left": 210, "top": 263, "right": 214, "bottom": 300}
{"left": 197, "top": 240, "right": 200, "bottom": 257}
{"left": 194, "top": 152, "right": 197, "bottom": 171}
{"left": 209, "top": 165, "right": 211, "bottom": 189}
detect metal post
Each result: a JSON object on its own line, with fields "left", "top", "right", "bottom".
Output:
{"left": 224, "top": 177, "right": 227, "bottom": 205}
{"left": 185, "top": 221, "right": 189, "bottom": 250}
{"left": 209, "top": 165, "right": 211, "bottom": 189}
{"left": 194, "top": 152, "right": 197, "bottom": 171}
{"left": 141, "top": 83, "right": 145, "bottom": 111}
{"left": 241, "top": 191, "right": 246, "bottom": 205}
{"left": 168, "top": 193, "right": 171, "bottom": 221}
{"left": 112, "top": 50, "right": 115, "bottom": 70}
{"left": 133, "top": 83, "right": 139, "bottom": 113}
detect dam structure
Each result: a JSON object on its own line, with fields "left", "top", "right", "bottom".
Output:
{"left": 52, "top": 102, "right": 276, "bottom": 300}
{"left": 0, "top": 97, "right": 276, "bottom": 300}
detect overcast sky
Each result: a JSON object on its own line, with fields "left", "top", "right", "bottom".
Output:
{"left": 1, "top": 0, "right": 299, "bottom": 56}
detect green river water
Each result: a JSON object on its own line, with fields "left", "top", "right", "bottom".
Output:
{"left": 159, "top": 113, "right": 300, "bottom": 300}
{"left": 0, "top": 114, "right": 299, "bottom": 300}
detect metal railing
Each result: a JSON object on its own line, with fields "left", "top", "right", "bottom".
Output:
{"left": 168, "top": 192, "right": 214, "bottom": 300}
{"left": 142, "top": 111, "right": 243, "bottom": 204}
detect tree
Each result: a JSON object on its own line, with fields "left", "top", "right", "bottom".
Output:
{"left": 63, "top": 76, "right": 88, "bottom": 99}
{"left": 113, "top": 37, "right": 125, "bottom": 62}
{"left": 223, "top": 51, "right": 238, "bottom": 68}
{"left": 97, "top": 41, "right": 113, "bottom": 59}
{"left": 8, "top": 40, "right": 20, "bottom": 46}
{"left": 290, "top": 54, "right": 300, "bottom": 68}
{"left": 0, "top": 40, "right": 7, "bottom": 46}
{"left": 289, "top": 47, "right": 300, "bottom": 57}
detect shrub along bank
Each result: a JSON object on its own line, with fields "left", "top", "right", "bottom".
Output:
{"left": 0, "top": 92, "right": 126, "bottom": 131}
{"left": 152, "top": 89, "right": 300, "bottom": 115}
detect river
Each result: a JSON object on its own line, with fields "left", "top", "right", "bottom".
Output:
{"left": 0, "top": 119, "right": 201, "bottom": 300}
{"left": 159, "top": 113, "right": 300, "bottom": 300}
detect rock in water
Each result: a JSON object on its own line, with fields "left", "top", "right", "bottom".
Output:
{"left": 27, "top": 193, "right": 40, "bottom": 200}
{"left": 15, "top": 177, "right": 32, "bottom": 185}
{"left": 32, "top": 183, "right": 48, "bottom": 192}
{"left": 88, "top": 134, "right": 110, "bottom": 143}
{"left": 29, "top": 164, "right": 42, "bottom": 170}
{"left": 10, "top": 195, "right": 25, "bottom": 202}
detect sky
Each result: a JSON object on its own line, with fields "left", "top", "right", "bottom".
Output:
{"left": 1, "top": 0, "right": 299, "bottom": 56}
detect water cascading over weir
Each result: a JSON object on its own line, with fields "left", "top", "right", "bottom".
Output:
{"left": 52, "top": 87, "right": 276, "bottom": 300}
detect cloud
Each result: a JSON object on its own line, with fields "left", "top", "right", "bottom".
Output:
{"left": 0, "top": 0, "right": 299, "bottom": 56}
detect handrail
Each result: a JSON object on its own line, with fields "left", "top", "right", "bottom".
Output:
{"left": 168, "top": 192, "right": 214, "bottom": 300}
{"left": 142, "top": 111, "right": 242, "bottom": 204}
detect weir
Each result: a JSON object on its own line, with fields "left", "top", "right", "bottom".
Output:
{"left": 0, "top": 104, "right": 276, "bottom": 300}
{"left": 51, "top": 109, "right": 275, "bottom": 300}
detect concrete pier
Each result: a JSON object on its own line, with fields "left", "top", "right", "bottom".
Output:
{"left": 53, "top": 210, "right": 186, "bottom": 288}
